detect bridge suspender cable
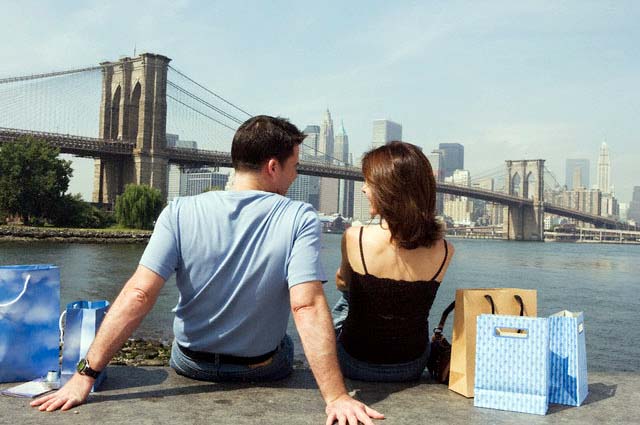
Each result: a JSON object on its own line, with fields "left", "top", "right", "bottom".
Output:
{"left": 168, "top": 65, "right": 253, "bottom": 118}
{"left": 167, "top": 81, "right": 245, "bottom": 125}
{"left": 0, "top": 66, "right": 102, "bottom": 85}
{"left": 166, "top": 95, "right": 238, "bottom": 131}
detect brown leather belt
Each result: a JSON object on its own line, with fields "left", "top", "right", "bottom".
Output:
{"left": 177, "top": 344, "right": 277, "bottom": 365}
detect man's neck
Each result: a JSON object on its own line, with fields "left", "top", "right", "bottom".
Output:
{"left": 231, "top": 170, "right": 274, "bottom": 193}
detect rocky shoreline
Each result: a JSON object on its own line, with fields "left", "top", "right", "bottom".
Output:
{"left": 110, "top": 339, "right": 171, "bottom": 367}
{"left": 0, "top": 226, "right": 151, "bottom": 243}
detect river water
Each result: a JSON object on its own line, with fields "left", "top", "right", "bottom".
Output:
{"left": 0, "top": 236, "right": 638, "bottom": 372}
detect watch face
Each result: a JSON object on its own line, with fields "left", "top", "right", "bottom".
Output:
{"left": 77, "top": 358, "right": 87, "bottom": 373}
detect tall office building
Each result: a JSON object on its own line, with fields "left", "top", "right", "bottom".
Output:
{"left": 166, "top": 134, "right": 199, "bottom": 201}
{"left": 565, "top": 159, "right": 590, "bottom": 190}
{"left": 302, "top": 125, "right": 321, "bottom": 157}
{"left": 426, "top": 150, "right": 444, "bottom": 214}
{"left": 372, "top": 119, "right": 402, "bottom": 148}
{"left": 288, "top": 125, "right": 322, "bottom": 208}
{"left": 319, "top": 109, "right": 334, "bottom": 163}
{"left": 335, "top": 122, "right": 354, "bottom": 217}
{"left": 438, "top": 143, "right": 464, "bottom": 179}
{"left": 334, "top": 121, "right": 349, "bottom": 165}
{"left": 287, "top": 173, "right": 321, "bottom": 210}
{"left": 628, "top": 186, "right": 640, "bottom": 222}
{"left": 317, "top": 110, "right": 338, "bottom": 213}
{"left": 597, "top": 143, "right": 611, "bottom": 194}
{"left": 443, "top": 170, "right": 473, "bottom": 225}
{"left": 166, "top": 167, "right": 230, "bottom": 199}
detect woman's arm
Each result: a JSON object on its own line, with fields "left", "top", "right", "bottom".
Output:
{"left": 335, "top": 228, "right": 354, "bottom": 292}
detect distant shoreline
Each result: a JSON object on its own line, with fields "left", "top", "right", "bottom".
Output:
{"left": 0, "top": 225, "right": 151, "bottom": 244}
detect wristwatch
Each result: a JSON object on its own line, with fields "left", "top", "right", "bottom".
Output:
{"left": 76, "top": 358, "right": 101, "bottom": 379}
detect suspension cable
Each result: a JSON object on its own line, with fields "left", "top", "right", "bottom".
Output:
{"left": 168, "top": 65, "right": 252, "bottom": 117}
{"left": 0, "top": 66, "right": 102, "bottom": 85}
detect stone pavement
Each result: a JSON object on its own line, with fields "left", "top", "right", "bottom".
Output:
{"left": 0, "top": 367, "right": 637, "bottom": 425}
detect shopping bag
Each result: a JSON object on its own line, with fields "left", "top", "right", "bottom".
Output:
{"left": 0, "top": 265, "right": 60, "bottom": 383}
{"left": 449, "top": 288, "right": 537, "bottom": 397}
{"left": 60, "top": 300, "right": 110, "bottom": 391}
{"left": 549, "top": 310, "right": 588, "bottom": 406}
{"left": 474, "top": 314, "right": 550, "bottom": 415}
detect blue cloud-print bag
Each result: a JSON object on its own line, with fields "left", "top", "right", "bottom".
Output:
{"left": 0, "top": 265, "right": 60, "bottom": 383}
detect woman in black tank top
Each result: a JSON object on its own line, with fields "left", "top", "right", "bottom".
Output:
{"left": 332, "top": 141, "right": 454, "bottom": 382}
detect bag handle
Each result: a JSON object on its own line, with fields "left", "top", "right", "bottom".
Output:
{"left": 59, "top": 310, "right": 67, "bottom": 345}
{"left": 437, "top": 301, "right": 455, "bottom": 329}
{"left": 0, "top": 274, "right": 31, "bottom": 308}
{"left": 433, "top": 301, "right": 456, "bottom": 335}
{"left": 484, "top": 295, "right": 496, "bottom": 314}
{"left": 484, "top": 294, "right": 525, "bottom": 316}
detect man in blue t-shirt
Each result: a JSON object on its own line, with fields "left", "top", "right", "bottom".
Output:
{"left": 32, "top": 116, "right": 384, "bottom": 424}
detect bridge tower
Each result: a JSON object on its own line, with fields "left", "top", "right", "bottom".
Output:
{"left": 92, "top": 53, "right": 171, "bottom": 205}
{"left": 503, "top": 159, "right": 545, "bottom": 241}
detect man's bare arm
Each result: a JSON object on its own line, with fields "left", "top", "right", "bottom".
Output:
{"left": 31, "top": 265, "right": 166, "bottom": 412}
{"left": 290, "top": 282, "right": 384, "bottom": 425}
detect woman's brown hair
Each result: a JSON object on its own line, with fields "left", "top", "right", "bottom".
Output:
{"left": 362, "top": 141, "right": 443, "bottom": 249}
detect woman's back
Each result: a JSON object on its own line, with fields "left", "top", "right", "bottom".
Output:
{"left": 338, "top": 224, "right": 454, "bottom": 364}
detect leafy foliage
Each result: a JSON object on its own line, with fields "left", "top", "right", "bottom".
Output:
{"left": 49, "top": 193, "right": 115, "bottom": 228}
{"left": 0, "top": 137, "right": 72, "bottom": 225}
{"left": 115, "top": 184, "right": 164, "bottom": 230}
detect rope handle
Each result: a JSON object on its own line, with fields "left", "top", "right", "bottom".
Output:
{"left": 59, "top": 310, "right": 67, "bottom": 345}
{"left": 485, "top": 294, "right": 525, "bottom": 316}
{"left": 0, "top": 274, "right": 31, "bottom": 308}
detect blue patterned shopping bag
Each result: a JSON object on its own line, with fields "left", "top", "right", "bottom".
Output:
{"left": 474, "top": 314, "right": 550, "bottom": 415}
{"left": 0, "top": 265, "right": 60, "bottom": 383}
{"left": 60, "top": 300, "right": 110, "bottom": 391}
{"left": 549, "top": 311, "right": 588, "bottom": 406}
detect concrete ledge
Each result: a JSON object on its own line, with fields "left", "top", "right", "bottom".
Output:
{"left": 0, "top": 367, "right": 636, "bottom": 424}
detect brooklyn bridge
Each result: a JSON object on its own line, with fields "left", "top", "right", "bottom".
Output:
{"left": 0, "top": 53, "right": 633, "bottom": 240}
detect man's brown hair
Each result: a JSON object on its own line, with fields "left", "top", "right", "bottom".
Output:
{"left": 231, "top": 115, "right": 305, "bottom": 171}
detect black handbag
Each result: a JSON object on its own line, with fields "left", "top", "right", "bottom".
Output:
{"left": 427, "top": 301, "right": 455, "bottom": 384}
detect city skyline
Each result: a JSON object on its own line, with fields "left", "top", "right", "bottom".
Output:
{"left": 0, "top": 2, "right": 638, "bottom": 203}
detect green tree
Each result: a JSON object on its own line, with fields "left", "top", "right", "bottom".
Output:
{"left": 0, "top": 137, "right": 72, "bottom": 225}
{"left": 115, "top": 184, "right": 164, "bottom": 230}
{"left": 48, "top": 193, "right": 115, "bottom": 228}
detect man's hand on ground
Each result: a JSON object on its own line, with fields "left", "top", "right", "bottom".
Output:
{"left": 325, "top": 394, "right": 385, "bottom": 425}
{"left": 30, "top": 373, "right": 93, "bottom": 412}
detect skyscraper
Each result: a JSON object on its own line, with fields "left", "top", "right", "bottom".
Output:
{"left": 443, "top": 169, "right": 472, "bottom": 225}
{"left": 628, "top": 186, "right": 640, "bottom": 222}
{"left": 318, "top": 110, "right": 338, "bottom": 214}
{"left": 334, "top": 121, "right": 349, "bottom": 165}
{"left": 438, "top": 143, "right": 464, "bottom": 179}
{"left": 287, "top": 125, "right": 322, "bottom": 208}
{"left": 597, "top": 142, "right": 611, "bottom": 194}
{"left": 335, "top": 121, "right": 354, "bottom": 217}
{"left": 565, "top": 159, "right": 590, "bottom": 190}
{"left": 319, "top": 109, "right": 334, "bottom": 163}
{"left": 302, "top": 125, "right": 320, "bottom": 157}
{"left": 372, "top": 119, "right": 402, "bottom": 148}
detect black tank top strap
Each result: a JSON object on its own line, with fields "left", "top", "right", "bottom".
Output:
{"left": 359, "top": 226, "right": 369, "bottom": 275}
{"left": 429, "top": 239, "right": 448, "bottom": 282}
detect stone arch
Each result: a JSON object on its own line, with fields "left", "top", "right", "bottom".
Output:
{"left": 110, "top": 85, "right": 121, "bottom": 140}
{"left": 128, "top": 81, "right": 142, "bottom": 142}
{"left": 511, "top": 172, "right": 521, "bottom": 197}
{"left": 525, "top": 171, "right": 536, "bottom": 199}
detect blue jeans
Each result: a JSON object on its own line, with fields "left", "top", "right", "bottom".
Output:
{"left": 332, "top": 293, "right": 430, "bottom": 382}
{"left": 332, "top": 291, "right": 350, "bottom": 331}
{"left": 170, "top": 335, "right": 294, "bottom": 382}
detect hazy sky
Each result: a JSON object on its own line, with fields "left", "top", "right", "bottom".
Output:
{"left": 1, "top": 1, "right": 638, "bottom": 203}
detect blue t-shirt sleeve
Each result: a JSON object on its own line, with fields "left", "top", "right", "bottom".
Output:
{"left": 139, "top": 202, "right": 180, "bottom": 280}
{"left": 287, "top": 204, "right": 327, "bottom": 288}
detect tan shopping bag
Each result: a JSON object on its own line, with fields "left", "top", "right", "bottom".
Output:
{"left": 448, "top": 288, "right": 537, "bottom": 398}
